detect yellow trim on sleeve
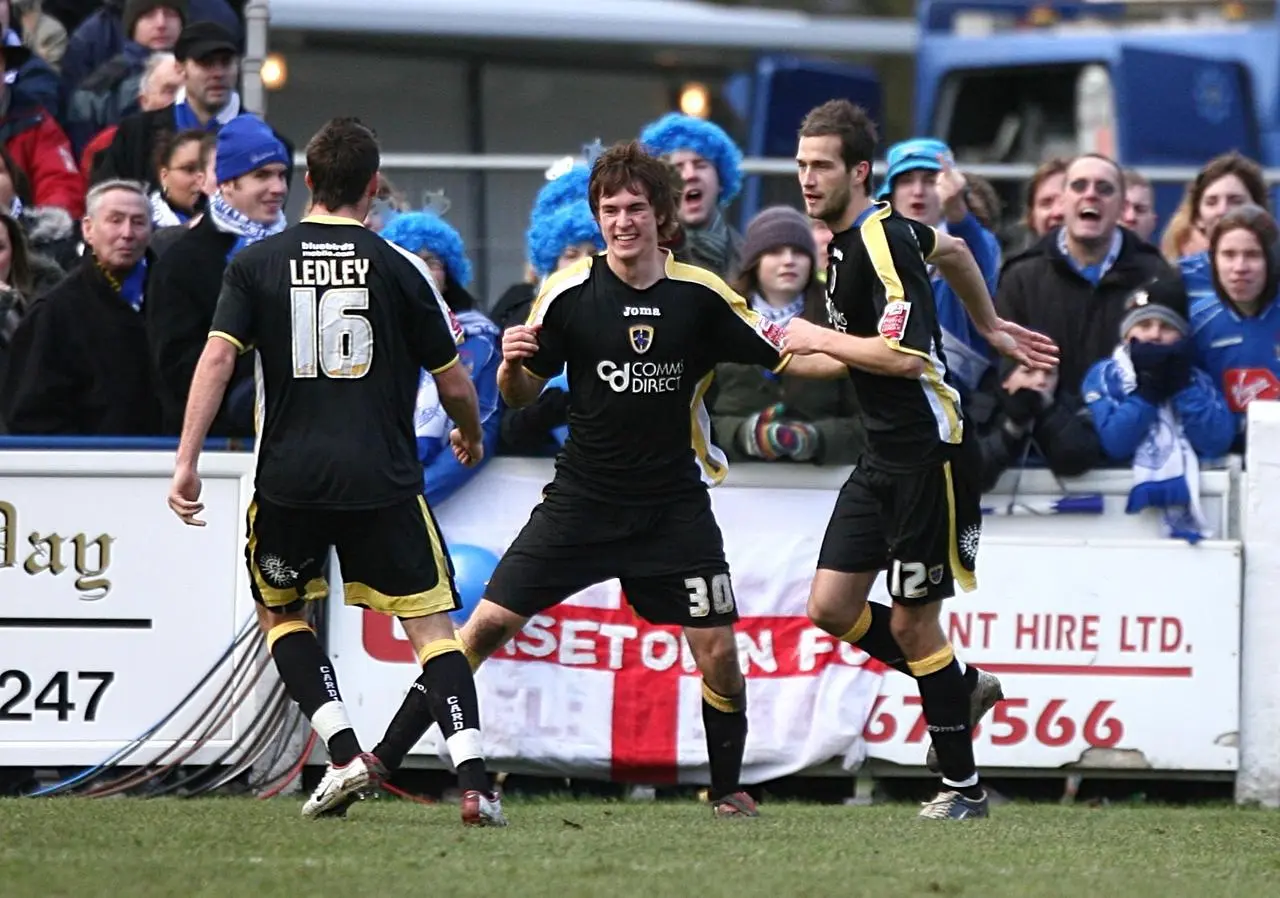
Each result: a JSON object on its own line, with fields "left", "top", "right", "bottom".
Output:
{"left": 209, "top": 330, "right": 246, "bottom": 352}
{"left": 429, "top": 355, "right": 460, "bottom": 375}
{"left": 527, "top": 256, "right": 592, "bottom": 326}
{"left": 772, "top": 353, "right": 793, "bottom": 374}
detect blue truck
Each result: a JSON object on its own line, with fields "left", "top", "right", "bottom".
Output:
{"left": 909, "top": 0, "right": 1280, "bottom": 218}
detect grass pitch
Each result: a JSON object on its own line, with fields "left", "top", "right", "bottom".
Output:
{"left": 1, "top": 796, "right": 1278, "bottom": 898}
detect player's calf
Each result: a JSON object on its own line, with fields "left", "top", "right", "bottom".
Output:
{"left": 909, "top": 642, "right": 985, "bottom": 806}
{"left": 686, "top": 625, "right": 753, "bottom": 812}
{"left": 265, "top": 617, "right": 362, "bottom": 767}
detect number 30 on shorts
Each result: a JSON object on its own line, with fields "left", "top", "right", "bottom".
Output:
{"left": 685, "top": 574, "right": 736, "bottom": 617}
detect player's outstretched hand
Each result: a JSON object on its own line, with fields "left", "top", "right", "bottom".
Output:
{"left": 450, "top": 428, "right": 485, "bottom": 467}
{"left": 168, "top": 466, "right": 206, "bottom": 526}
{"left": 983, "top": 318, "right": 1059, "bottom": 371}
{"left": 782, "top": 317, "right": 829, "bottom": 356}
{"left": 502, "top": 324, "right": 541, "bottom": 363}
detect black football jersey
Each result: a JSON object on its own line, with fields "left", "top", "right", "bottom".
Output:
{"left": 825, "top": 201, "right": 964, "bottom": 470}
{"left": 209, "top": 215, "right": 461, "bottom": 510}
{"left": 524, "top": 252, "right": 789, "bottom": 504}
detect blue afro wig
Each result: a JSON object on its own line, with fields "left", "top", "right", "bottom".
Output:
{"left": 527, "top": 200, "right": 604, "bottom": 277}
{"left": 380, "top": 211, "right": 473, "bottom": 289}
{"left": 640, "top": 113, "right": 744, "bottom": 207}
{"left": 531, "top": 164, "right": 592, "bottom": 223}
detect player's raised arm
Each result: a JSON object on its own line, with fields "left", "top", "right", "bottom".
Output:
{"left": 928, "top": 228, "right": 1059, "bottom": 370}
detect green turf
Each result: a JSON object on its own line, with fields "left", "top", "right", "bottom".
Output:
{"left": 1, "top": 796, "right": 1278, "bottom": 898}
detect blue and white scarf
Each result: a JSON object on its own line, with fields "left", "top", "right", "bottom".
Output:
{"left": 149, "top": 190, "right": 191, "bottom": 229}
{"left": 1112, "top": 344, "right": 1210, "bottom": 542}
{"left": 208, "top": 191, "right": 286, "bottom": 261}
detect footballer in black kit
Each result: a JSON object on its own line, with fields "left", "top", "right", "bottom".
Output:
{"left": 482, "top": 249, "right": 789, "bottom": 626}
{"left": 452, "top": 140, "right": 845, "bottom": 819}
{"left": 816, "top": 201, "right": 983, "bottom": 603}
{"left": 209, "top": 219, "right": 466, "bottom": 613}
{"left": 169, "top": 116, "right": 506, "bottom": 827}
{"left": 789, "top": 100, "right": 1057, "bottom": 820}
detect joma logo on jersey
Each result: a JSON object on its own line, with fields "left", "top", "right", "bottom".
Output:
{"left": 623, "top": 306, "right": 661, "bottom": 317}
{"left": 628, "top": 325, "right": 655, "bottom": 355}
{"left": 597, "top": 360, "right": 683, "bottom": 394}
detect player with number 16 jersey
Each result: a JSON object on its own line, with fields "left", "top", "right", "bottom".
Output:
{"left": 211, "top": 220, "right": 463, "bottom": 510}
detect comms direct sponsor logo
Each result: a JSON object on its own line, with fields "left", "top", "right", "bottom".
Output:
{"left": 596, "top": 359, "right": 684, "bottom": 394}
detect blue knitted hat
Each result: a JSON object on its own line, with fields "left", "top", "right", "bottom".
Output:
{"left": 215, "top": 114, "right": 289, "bottom": 184}
{"left": 380, "top": 211, "right": 473, "bottom": 288}
{"left": 528, "top": 200, "right": 604, "bottom": 277}
{"left": 640, "top": 113, "right": 743, "bottom": 207}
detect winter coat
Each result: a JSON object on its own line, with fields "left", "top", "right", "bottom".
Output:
{"left": 0, "top": 102, "right": 85, "bottom": 217}
{"left": 0, "top": 253, "right": 161, "bottom": 435}
{"left": 709, "top": 359, "right": 866, "bottom": 466}
{"left": 1082, "top": 355, "right": 1235, "bottom": 462}
{"left": 995, "top": 227, "right": 1178, "bottom": 392}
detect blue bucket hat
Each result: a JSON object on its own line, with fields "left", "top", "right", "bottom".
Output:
{"left": 876, "top": 137, "right": 953, "bottom": 200}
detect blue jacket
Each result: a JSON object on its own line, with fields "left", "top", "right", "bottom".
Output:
{"left": 414, "top": 310, "right": 502, "bottom": 507}
{"left": 1189, "top": 289, "right": 1280, "bottom": 438}
{"left": 932, "top": 212, "right": 1001, "bottom": 393}
{"left": 1179, "top": 251, "right": 1214, "bottom": 308}
{"left": 1081, "top": 355, "right": 1235, "bottom": 462}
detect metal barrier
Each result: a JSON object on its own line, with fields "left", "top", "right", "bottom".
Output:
{"left": 291, "top": 152, "right": 1280, "bottom": 186}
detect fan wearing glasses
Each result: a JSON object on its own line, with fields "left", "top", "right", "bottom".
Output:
{"left": 995, "top": 153, "right": 1178, "bottom": 392}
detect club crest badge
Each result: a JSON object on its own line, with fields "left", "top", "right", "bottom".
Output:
{"left": 629, "top": 325, "right": 654, "bottom": 355}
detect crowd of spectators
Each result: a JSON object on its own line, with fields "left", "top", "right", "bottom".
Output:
{"left": 0, "top": 2, "right": 1273, "bottom": 541}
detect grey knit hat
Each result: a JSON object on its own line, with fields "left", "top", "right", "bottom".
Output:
{"left": 1119, "top": 273, "right": 1189, "bottom": 340}
{"left": 738, "top": 205, "right": 818, "bottom": 282}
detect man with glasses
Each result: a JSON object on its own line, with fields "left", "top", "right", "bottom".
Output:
{"left": 995, "top": 153, "right": 1178, "bottom": 390}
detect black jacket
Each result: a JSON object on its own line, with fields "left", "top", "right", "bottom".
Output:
{"left": 969, "top": 382, "right": 1101, "bottom": 493}
{"left": 146, "top": 214, "right": 253, "bottom": 435}
{"left": 1, "top": 254, "right": 161, "bottom": 435}
{"left": 995, "top": 227, "right": 1177, "bottom": 391}
{"left": 90, "top": 103, "right": 294, "bottom": 191}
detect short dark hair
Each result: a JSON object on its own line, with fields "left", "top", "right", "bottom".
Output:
{"left": 797, "top": 99, "right": 878, "bottom": 173}
{"left": 304, "top": 117, "right": 380, "bottom": 211}
{"left": 588, "top": 140, "right": 680, "bottom": 241}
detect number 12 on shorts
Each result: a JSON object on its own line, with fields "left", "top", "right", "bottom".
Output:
{"left": 291, "top": 287, "right": 374, "bottom": 379}
{"left": 686, "top": 574, "right": 736, "bottom": 618}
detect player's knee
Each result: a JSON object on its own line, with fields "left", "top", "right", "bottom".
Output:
{"left": 459, "top": 600, "right": 523, "bottom": 660}
{"left": 806, "top": 590, "right": 848, "bottom": 635}
{"left": 691, "top": 632, "right": 743, "bottom": 695}
{"left": 889, "top": 605, "right": 943, "bottom": 659}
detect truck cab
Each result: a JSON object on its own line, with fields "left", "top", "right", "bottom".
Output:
{"left": 915, "top": 0, "right": 1280, "bottom": 219}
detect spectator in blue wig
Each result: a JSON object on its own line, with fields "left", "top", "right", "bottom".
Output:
{"left": 640, "top": 112, "right": 744, "bottom": 277}
{"left": 380, "top": 210, "right": 502, "bottom": 507}
{"left": 500, "top": 198, "right": 606, "bottom": 457}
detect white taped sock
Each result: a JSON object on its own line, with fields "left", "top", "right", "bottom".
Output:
{"left": 942, "top": 773, "right": 979, "bottom": 789}
{"left": 311, "top": 700, "right": 354, "bottom": 744}
{"left": 446, "top": 728, "right": 484, "bottom": 766}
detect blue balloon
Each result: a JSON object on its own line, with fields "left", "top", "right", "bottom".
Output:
{"left": 449, "top": 543, "right": 500, "bottom": 625}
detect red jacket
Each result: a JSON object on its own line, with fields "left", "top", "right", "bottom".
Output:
{"left": 2, "top": 106, "right": 87, "bottom": 219}
{"left": 80, "top": 125, "right": 119, "bottom": 183}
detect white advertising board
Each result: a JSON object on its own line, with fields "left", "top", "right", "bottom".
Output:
{"left": 0, "top": 451, "right": 258, "bottom": 766}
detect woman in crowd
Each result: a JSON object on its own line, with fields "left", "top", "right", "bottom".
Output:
{"left": 148, "top": 129, "right": 208, "bottom": 228}
{"left": 1188, "top": 204, "right": 1280, "bottom": 449}
{"left": 0, "top": 210, "right": 64, "bottom": 382}
{"left": 380, "top": 209, "right": 503, "bottom": 507}
{"left": 1178, "top": 152, "right": 1269, "bottom": 304}
{"left": 709, "top": 205, "right": 864, "bottom": 466}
